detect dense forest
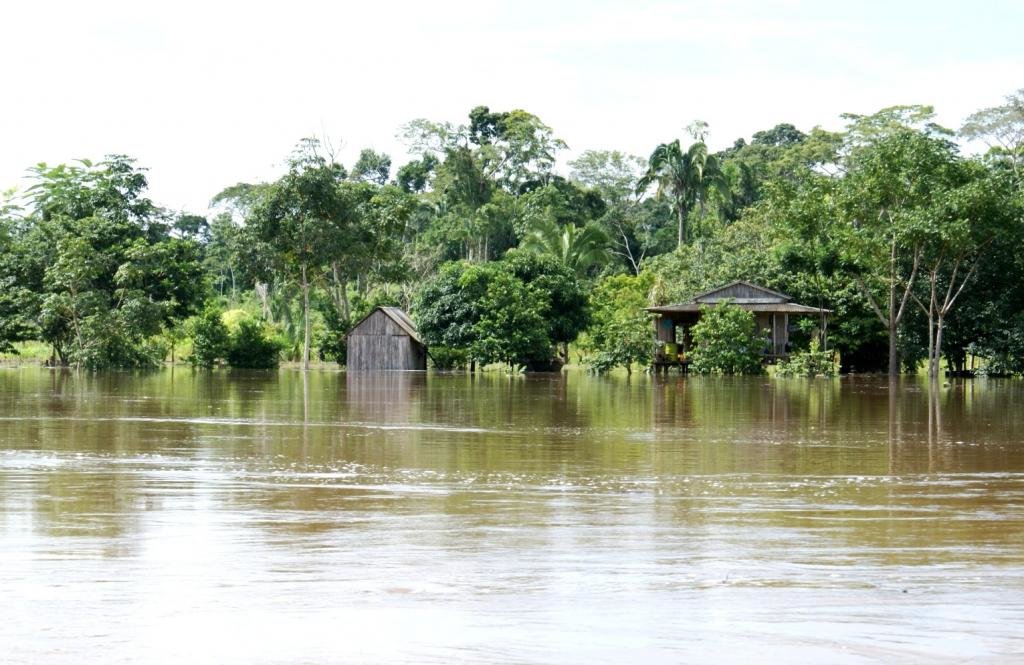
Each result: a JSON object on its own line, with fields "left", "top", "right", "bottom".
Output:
{"left": 1, "top": 91, "right": 1022, "bottom": 376}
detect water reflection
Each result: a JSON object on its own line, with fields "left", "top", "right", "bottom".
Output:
{"left": 1, "top": 368, "right": 1023, "bottom": 663}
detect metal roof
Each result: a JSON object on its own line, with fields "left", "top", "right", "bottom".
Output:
{"left": 646, "top": 281, "right": 830, "bottom": 315}
{"left": 647, "top": 302, "right": 830, "bottom": 315}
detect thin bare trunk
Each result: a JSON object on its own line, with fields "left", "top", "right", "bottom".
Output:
{"left": 301, "top": 265, "right": 311, "bottom": 371}
{"left": 677, "top": 204, "right": 685, "bottom": 249}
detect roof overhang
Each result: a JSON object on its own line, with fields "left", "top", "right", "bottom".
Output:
{"left": 647, "top": 302, "right": 831, "bottom": 315}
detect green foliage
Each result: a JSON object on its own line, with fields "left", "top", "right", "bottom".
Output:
{"left": 14, "top": 156, "right": 206, "bottom": 368}
{"left": 413, "top": 251, "right": 588, "bottom": 369}
{"left": 315, "top": 305, "right": 350, "bottom": 364}
{"left": 227, "top": 318, "right": 282, "bottom": 369}
{"left": 774, "top": 338, "right": 837, "bottom": 377}
{"left": 188, "top": 308, "right": 230, "bottom": 368}
{"left": 3, "top": 97, "right": 1024, "bottom": 377}
{"left": 501, "top": 250, "right": 590, "bottom": 348}
{"left": 520, "top": 217, "right": 611, "bottom": 277}
{"left": 689, "top": 303, "right": 764, "bottom": 375}
{"left": 638, "top": 138, "right": 729, "bottom": 247}
{"left": 350, "top": 148, "right": 392, "bottom": 185}
{"left": 585, "top": 273, "right": 654, "bottom": 374}
{"left": 427, "top": 346, "right": 468, "bottom": 370}
{"left": 469, "top": 270, "right": 551, "bottom": 369}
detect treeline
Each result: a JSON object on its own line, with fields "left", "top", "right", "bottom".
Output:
{"left": 1, "top": 92, "right": 1022, "bottom": 375}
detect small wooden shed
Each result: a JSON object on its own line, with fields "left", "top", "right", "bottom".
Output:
{"left": 346, "top": 307, "right": 428, "bottom": 371}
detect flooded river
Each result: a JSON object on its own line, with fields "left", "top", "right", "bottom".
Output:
{"left": 1, "top": 368, "right": 1022, "bottom": 663}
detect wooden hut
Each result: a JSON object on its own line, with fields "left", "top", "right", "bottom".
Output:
{"left": 646, "top": 281, "right": 829, "bottom": 372}
{"left": 346, "top": 307, "right": 428, "bottom": 371}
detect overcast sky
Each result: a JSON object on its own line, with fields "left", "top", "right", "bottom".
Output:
{"left": 2, "top": 0, "right": 1021, "bottom": 214}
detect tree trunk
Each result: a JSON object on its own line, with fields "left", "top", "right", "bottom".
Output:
{"left": 888, "top": 322, "right": 899, "bottom": 377}
{"left": 301, "top": 265, "right": 311, "bottom": 371}
{"left": 932, "top": 315, "right": 946, "bottom": 380}
{"left": 677, "top": 203, "right": 685, "bottom": 249}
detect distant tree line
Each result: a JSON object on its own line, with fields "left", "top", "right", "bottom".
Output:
{"left": 1, "top": 91, "right": 1022, "bottom": 375}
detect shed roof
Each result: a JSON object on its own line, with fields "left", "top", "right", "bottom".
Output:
{"left": 350, "top": 306, "right": 425, "bottom": 345}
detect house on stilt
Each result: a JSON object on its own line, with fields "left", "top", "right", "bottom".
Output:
{"left": 646, "top": 281, "right": 829, "bottom": 372}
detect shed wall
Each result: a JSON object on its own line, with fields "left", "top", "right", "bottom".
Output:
{"left": 347, "top": 310, "right": 427, "bottom": 371}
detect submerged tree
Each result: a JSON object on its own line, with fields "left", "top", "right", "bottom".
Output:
{"left": 244, "top": 139, "right": 352, "bottom": 370}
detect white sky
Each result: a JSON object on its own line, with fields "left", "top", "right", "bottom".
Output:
{"left": 2, "top": 0, "right": 1021, "bottom": 214}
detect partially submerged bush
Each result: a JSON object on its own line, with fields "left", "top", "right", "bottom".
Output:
{"left": 428, "top": 346, "right": 468, "bottom": 370}
{"left": 189, "top": 309, "right": 281, "bottom": 369}
{"left": 774, "top": 338, "right": 837, "bottom": 377}
{"left": 188, "top": 308, "right": 230, "bottom": 368}
{"left": 689, "top": 302, "right": 763, "bottom": 375}
{"left": 227, "top": 318, "right": 282, "bottom": 369}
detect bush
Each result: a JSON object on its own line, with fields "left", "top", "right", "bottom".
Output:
{"left": 428, "top": 346, "right": 468, "bottom": 370}
{"left": 188, "top": 308, "right": 230, "bottom": 368}
{"left": 584, "top": 273, "right": 654, "bottom": 375}
{"left": 689, "top": 302, "right": 764, "bottom": 375}
{"left": 315, "top": 307, "right": 349, "bottom": 364}
{"left": 226, "top": 318, "right": 282, "bottom": 369}
{"left": 774, "top": 338, "right": 837, "bottom": 377}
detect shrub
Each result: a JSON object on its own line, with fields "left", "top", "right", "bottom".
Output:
{"left": 584, "top": 273, "right": 654, "bottom": 375}
{"left": 315, "top": 307, "right": 349, "bottom": 364}
{"left": 188, "top": 308, "right": 230, "bottom": 368}
{"left": 227, "top": 319, "right": 282, "bottom": 369}
{"left": 774, "top": 337, "right": 837, "bottom": 377}
{"left": 689, "top": 302, "right": 764, "bottom": 375}
{"left": 428, "top": 346, "right": 468, "bottom": 370}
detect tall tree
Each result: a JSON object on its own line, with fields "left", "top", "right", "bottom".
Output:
{"left": 837, "top": 118, "right": 962, "bottom": 376}
{"left": 637, "top": 139, "right": 727, "bottom": 248}
{"left": 960, "top": 88, "right": 1024, "bottom": 186}
{"left": 18, "top": 156, "right": 205, "bottom": 367}
{"left": 350, "top": 148, "right": 392, "bottom": 185}
{"left": 520, "top": 218, "right": 611, "bottom": 277}
{"left": 245, "top": 139, "right": 351, "bottom": 370}
{"left": 915, "top": 164, "right": 1016, "bottom": 378}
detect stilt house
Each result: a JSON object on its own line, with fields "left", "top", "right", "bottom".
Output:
{"left": 646, "top": 281, "right": 829, "bottom": 371}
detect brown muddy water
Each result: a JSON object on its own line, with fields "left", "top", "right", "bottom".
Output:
{"left": 1, "top": 368, "right": 1022, "bottom": 664}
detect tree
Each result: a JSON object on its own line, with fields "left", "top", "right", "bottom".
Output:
{"left": 0, "top": 207, "right": 38, "bottom": 353}
{"left": 520, "top": 217, "right": 611, "bottom": 277}
{"left": 836, "top": 117, "right": 962, "bottom": 376}
{"left": 351, "top": 148, "right": 392, "bottom": 185}
{"left": 396, "top": 153, "right": 439, "bottom": 193}
{"left": 689, "top": 303, "right": 764, "bottom": 375}
{"left": 188, "top": 307, "right": 230, "bottom": 367}
{"left": 915, "top": 164, "right": 1016, "bottom": 378}
{"left": 585, "top": 273, "right": 654, "bottom": 374}
{"left": 960, "top": 88, "right": 1024, "bottom": 186}
{"left": 568, "top": 150, "right": 654, "bottom": 273}
{"left": 19, "top": 156, "right": 205, "bottom": 368}
{"left": 244, "top": 139, "right": 352, "bottom": 370}
{"left": 413, "top": 260, "right": 489, "bottom": 354}
{"left": 469, "top": 270, "right": 551, "bottom": 370}
{"left": 502, "top": 250, "right": 590, "bottom": 361}
{"left": 637, "top": 139, "right": 728, "bottom": 248}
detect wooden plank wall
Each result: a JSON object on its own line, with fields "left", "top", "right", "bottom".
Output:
{"left": 348, "top": 310, "right": 427, "bottom": 370}
{"left": 699, "top": 283, "right": 785, "bottom": 302}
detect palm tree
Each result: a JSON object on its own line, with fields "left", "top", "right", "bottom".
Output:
{"left": 637, "top": 139, "right": 728, "bottom": 248}
{"left": 521, "top": 217, "right": 612, "bottom": 277}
